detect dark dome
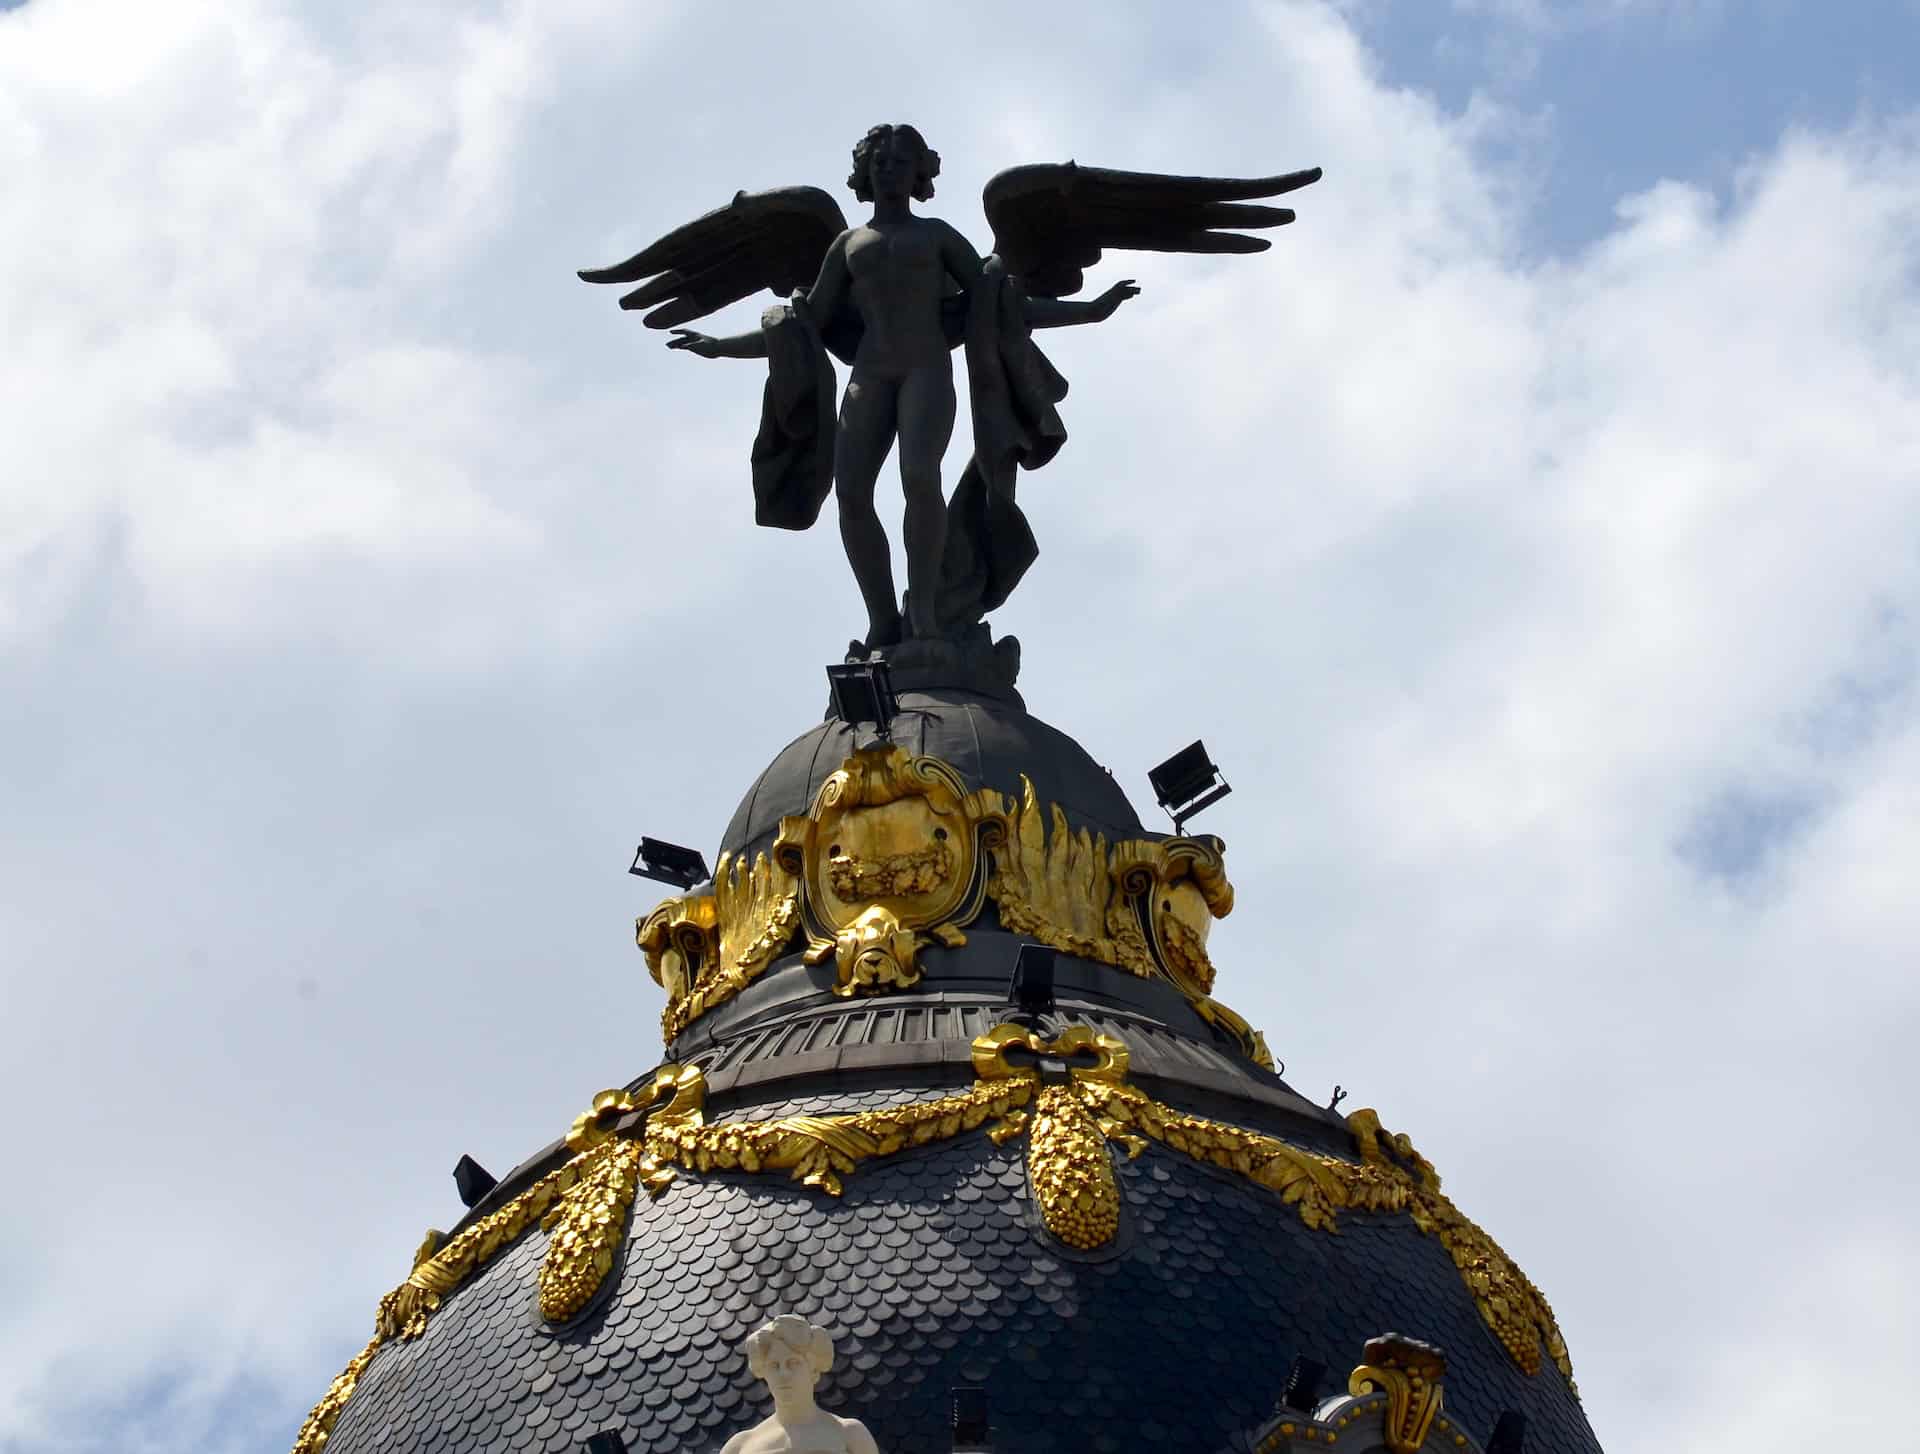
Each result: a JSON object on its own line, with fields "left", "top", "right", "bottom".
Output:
{"left": 720, "top": 689, "right": 1144, "bottom": 863}
{"left": 295, "top": 689, "right": 1601, "bottom": 1454}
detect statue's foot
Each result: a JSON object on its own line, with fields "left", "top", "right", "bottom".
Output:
{"left": 863, "top": 613, "right": 904, "bottom": 652}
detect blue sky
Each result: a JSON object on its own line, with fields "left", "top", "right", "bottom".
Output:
{"left": 2, "top": 3, "right": 1918, "bottom": 1453}
{"left": 1359, "top": 1, "right": 1919, "bottom": 252}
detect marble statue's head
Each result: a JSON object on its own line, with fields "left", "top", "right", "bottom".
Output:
{"left": 744, "top": 1314, "right": 836, "bottom": 1402}
{"left": 848, "top": 124, "right": 940, "bottom": 203}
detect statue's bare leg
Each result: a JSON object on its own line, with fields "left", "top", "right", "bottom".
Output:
{"left": 835, "top": 371, "right": 903, "bottom": 648}
{"left": 897, "top": 363, "right": 956, "bottom": 639}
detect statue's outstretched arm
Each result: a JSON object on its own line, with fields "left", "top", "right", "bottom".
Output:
{"left": 667, "top": 327, "right": 768, "bottom": 359}
{"left": 1023, "top": 279, "right": 1140, "bottom": 330}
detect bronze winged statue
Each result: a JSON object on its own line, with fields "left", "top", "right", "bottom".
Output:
{"left": 581, "top": 123, "right": 1319, "bottom": 652}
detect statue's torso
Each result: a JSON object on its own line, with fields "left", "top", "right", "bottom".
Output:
{"left": 845, "top": 219, "right": 951, "bottom": 375}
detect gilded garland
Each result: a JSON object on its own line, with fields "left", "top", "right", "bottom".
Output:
{"left": 292, "top": 1028, "right": 1572, "bottom": 1453}
{"left": 637, "top": 746, "right": 1270, "bottom": 1064}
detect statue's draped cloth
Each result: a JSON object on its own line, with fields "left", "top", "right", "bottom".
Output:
{"left": 749, "top": 261, "right": 1067, "bottom": 626}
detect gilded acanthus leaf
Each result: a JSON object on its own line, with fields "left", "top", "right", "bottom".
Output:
{"left": 717, "top": 849, "right": 802, "bottom": 975}
{"left": 654, "top": 849, "right": 802, "bottom": 1042}
{"left": 987, "top": 778, "right": 1156, "bottom": 976}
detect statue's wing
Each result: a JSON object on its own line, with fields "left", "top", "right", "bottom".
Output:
{"left": 983, "top": 162, "right": 1321, "bottom": 298}
{"left": 577, "top": 186, "right": 849, "bottom": 328}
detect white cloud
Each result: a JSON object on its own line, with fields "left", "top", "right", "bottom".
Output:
{"left": 1, "top": 2, "right": 1916, "bottom": 1452}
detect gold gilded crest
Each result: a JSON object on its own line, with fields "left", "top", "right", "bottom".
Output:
{"left": 774, "top": 745, "right": 1006, "bottom": 996}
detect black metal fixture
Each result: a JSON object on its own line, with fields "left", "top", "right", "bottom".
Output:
{"left": 951, "top": 1385, "right": 991, "bottom": 1451}
{"left": 628, "top": 836, "right": 710, "bottom": 890}
{"left": 1486, "top": 1410, "right": 1527, "bottom": 1454}
{"left": 1148, "top": 739, "right": 1232, "bottom": 833}
{"left": 826, "top": 659, "right": 899, "bottom": 736}
{"left": 452, "top": 1153, "right": 496, "bottom": 1209}
{"left": 1009, "top": 943, "right": 1056, "bottom": 1021}
{"left": 581, "top": 1433, "right": 629, "bottom": 1454}
{"left": 1279, "top": 1354, "right": 1327, "bottom": 1414}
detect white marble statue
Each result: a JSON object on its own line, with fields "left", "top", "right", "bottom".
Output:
{"left": 721, "top": 1314, "right": 881, "bottom": 1454}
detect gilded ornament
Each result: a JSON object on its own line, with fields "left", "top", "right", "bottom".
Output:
{"left": 289, "top": 1332, "right": 383, "bottom": 1454}
{"left": 716, "top": 849, "right": 804, "bottom": 978}
{"left": 536, "top": 1070, "right": 699, "bottom": 1323}
{"left": 645, "top": 849, "right": 803, "bottom": 1043}
{"left": 1347, "top": 1109, "right": 1575, "bottom": 1386}
{"left": 987, "top": 780, "right": 1156, "bottom": 976}
{"left": 375, "top": 1160, "right": 579, "bottom": 1341}
{"left": 538, "top": 1138, "right": 645, "bottom": 1322}
{"left": 1025, "top": 1083, "right": 1126, "bottom": 1248}
{"left": 970, "top": 1023, "right": 1139, "bottom": 1247}
{"left": 1114, "top": 832, "right": 1232, "bottom": 995}
{"left": 820, "top": 903, "right": 929, "bottom": 996}
{"left": 774, "top": 746, "right": 1004, "bottom": 998}
{"left": 634, "top": 748, "right": 1274, "bottom": 1059}
{"left": 1348, "top": 1334, "right": 1448, "bottom": 1454}
{"left": 827, "top": 838, "right": 953, "bottom": 898}
{"left": 294, "top": 1046, "right": 1577, "bottom": 1454}
{"left": 980, "top": 777, "right": 1270, "bottom": 1065}
{"left": 636, "top": 894, "right": 719, "bottom": 1002}
{"left": 644, "top": 1063, "right": 1034, "bottom": 1195}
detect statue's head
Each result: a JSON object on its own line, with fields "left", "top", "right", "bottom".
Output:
{"left": 848, "top": 123, "right": 939, "bottom": 204}
{"left": 744, "top": 1314, "right": 835, "bottom": 1403}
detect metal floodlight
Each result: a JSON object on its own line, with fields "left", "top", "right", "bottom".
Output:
{"left": 1280, "top": 1354, "right": 1327, "bottom": 1414}
{"left": 1486, "top": 1410, "right": 1527, "bottom": 1454}
{"left": 951, "top": 1386, "right": 991, "bottom": 1451}
{"left": 629, "top": 836, "right": 710, "bottom": 890}
{"left": 581, "top": 1433, "right": 629, "bottom": 1454}
{"left": 452, "top": 1154, "right": 496, "bottom": 1210}
{"left": 826, "top": 659, "right": 899, "bottom": 735}
{"left": 1148, "top": 739, "right": 1232, "bottom": 833}
{"left": 1010, "top": 943, "right": 1056, "bottom": 1021}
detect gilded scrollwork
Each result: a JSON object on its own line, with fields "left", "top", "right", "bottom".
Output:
{"left": 633, "top": 749, "right": 1274, "bottom": 1060}
{"left": 644, "top": 849, "right": 803, "bottom": 1043}
{"left": 636, "top": 895, "right": 719, "bottom": 1003}
{"left": 1348, "top": 1334, "right": 1449, "bottom": 1454}
{"left": 774, "top": 745, "right": 1005, "bottom": 999}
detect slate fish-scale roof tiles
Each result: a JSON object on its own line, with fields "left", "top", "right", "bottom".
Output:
{"left": 322, "top": 1087, "right": 1600, "bottom": 1454}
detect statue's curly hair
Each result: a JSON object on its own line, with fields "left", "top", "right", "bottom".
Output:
{"left": 744, "top": 1314, "right": 835, "bottom": 1378}
{"left": 847, "top": 123, "right": 939, "bottom": 203}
